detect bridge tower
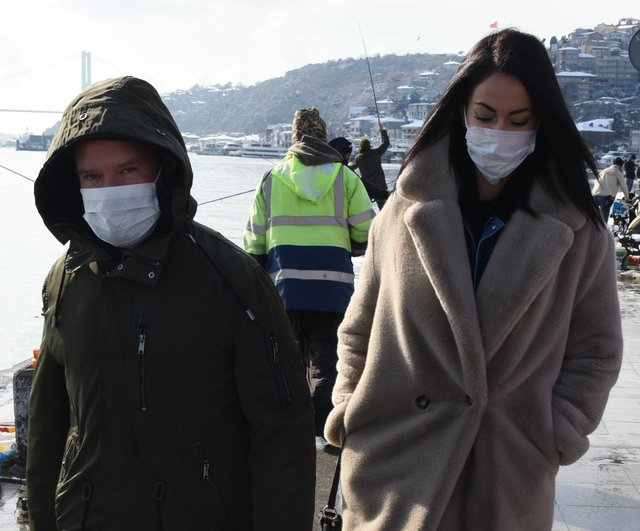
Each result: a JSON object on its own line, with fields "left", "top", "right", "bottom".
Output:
{"left": 81, "top": 51, "right": 92, "bottom": 90}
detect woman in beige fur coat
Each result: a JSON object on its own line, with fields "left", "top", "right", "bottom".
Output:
{"left": 325, "top": 29, "right": 623, "bottom": 530}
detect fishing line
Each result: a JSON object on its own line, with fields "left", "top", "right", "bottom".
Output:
{"left": 198, "top": 188, "right": 255, "bottom": 205}
{"left": 195, "top": 153, "right": 282, "bottom": 206}
{"left": 0, "top": 163, "right": 35, "bottom": 183}
{"left": 357, "top": 22, "right": 382, "bottom": 134}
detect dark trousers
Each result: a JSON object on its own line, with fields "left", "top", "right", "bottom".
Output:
{"left": 287, "top": 310, "right": 344, "bottom": 436}
{"left": 627, "top": 178, "right": 635, "bottom": 194}
{"left": 594, "top": 195, "right": 614, "bottom": 222}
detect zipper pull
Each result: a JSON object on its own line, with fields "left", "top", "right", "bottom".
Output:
{"left": 138, "top": 329, "right": 146, "bottom": 355}
{"left": 270, "top": 335, "right": 279, "bottom": 362}
{"left": 202, "top": 460, "right": 210, "bottom": 480}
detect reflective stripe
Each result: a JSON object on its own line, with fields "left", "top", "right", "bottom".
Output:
{"left": 270, "top": 216, "right": 348, "bottom": 228}
{"left": 263, "top": 173, "right": 273, "bottom": 221}
{"left": 246, "top": 219, "right": 266, "bottom": 234}
{"left": 348, "top": 209, "right": 375, "bottom": 226}
{"left": 270, "top": 268, "right": 354, "bottom": 284}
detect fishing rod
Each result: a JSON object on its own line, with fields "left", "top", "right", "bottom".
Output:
{"left": 357, "top": 22, "right": 382, "bottom": 135}
{"left": 0, "top": 163, "right": 35, "bottom": 182}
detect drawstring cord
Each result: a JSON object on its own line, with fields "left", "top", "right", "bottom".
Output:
{"left": 51, "top": 250, "right": 69, "bottom": 328}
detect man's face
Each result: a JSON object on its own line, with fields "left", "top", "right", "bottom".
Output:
{"left": 75, "top": 139, "right": 160, "bottom": 189}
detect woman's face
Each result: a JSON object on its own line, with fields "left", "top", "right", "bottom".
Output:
{"left": 465, "top": 72, "right": 537, "bottom": 131}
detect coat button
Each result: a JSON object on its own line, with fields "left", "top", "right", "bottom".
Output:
{"left": 148, "top": 271, "right": 156, "bottom": 279}
{"left": 415, "top": 395, "right": 430, "bottom": 409}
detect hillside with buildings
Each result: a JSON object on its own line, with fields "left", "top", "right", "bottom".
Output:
{"left": 164, "top": 16, "right": 640, "bottom": 157}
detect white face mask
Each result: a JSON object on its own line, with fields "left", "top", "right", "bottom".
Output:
{"left": 465, "top": 117, "right": 537, "bottom": 184}
{"left": 80, "top": 181, "right": 161, "bottom": 249}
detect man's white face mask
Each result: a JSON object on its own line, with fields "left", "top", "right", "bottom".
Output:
{"left": 464, "top": 114, "right": 537, "bottom": 184}
{"left": 80, "top": 180, "right": 161, "bottom": 249}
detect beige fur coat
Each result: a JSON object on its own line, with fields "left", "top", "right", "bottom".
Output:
{"left": 325, "top": 137, "right": 623, "bottom": 530}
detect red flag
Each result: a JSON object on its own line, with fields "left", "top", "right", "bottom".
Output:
{"left": 490, "top": 21, "right": 498, "bottom": 29}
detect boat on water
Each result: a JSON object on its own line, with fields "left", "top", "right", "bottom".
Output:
{"left": 15, "top": 135, "right": 52, "bottom": 152}
{"left": 231, "top": 142, "right": 288, "bottom": 159}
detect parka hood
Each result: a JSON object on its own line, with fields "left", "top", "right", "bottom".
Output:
{"left": 274, "top": 135, "right": 344, "bottom": 202}
{"left": 34, "top": 76, "right": 195, "bottom": 246}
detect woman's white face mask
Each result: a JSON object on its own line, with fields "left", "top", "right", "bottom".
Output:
{"left": 464, "top": 112, "right": 537, "bottom": 184}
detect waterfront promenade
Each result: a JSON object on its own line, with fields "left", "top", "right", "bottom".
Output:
{"left": 0, "top": 282, "right": 638, "bottom": 530}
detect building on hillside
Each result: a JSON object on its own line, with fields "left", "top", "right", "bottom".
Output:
{"left": 266, "top": 123, "right": 291, "bottom": 148}
{"left": 556, "top": 71, "right": 597, "bottom": 103}
{"left": 575, "top": 119, "right": 615, "bottom": 151}
{"left": 630, "top": 129, "right": 640, "bottom": 152}
{"left": 347, "top": 115, "right": 407, "bottom": 143}
{"left": 407, "top": 102, "right": 436, "bottom": 122}
{"left": 549, "top": 18, "right": 640, "bottom": 95}
{"left": 400, "top": 120, "right": 424, "bottom": 145}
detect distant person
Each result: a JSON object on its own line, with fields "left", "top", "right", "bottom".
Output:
{"left": 244, "top": 108, "right": 374, "bottom": 449}
{"left": 28, "top": 76, "right": 315, "bottom": 530}
{"left": 593, "top": 156, "right": 630, "bottom": 222}
{"left": 350, "top": 129, "right": 391, "bottom": 209}
{"left": 329, "top": 136, "right": 389, "bottom": 203}
{"left": 624, "top": 153, "right": 637, "bottom": 193}
{"left": 325, "top": 29, "right": 622, "bottom": 530}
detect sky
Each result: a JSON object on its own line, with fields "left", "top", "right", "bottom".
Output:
{"left": 0, "top": 0, "right": 638, "bottom": 135}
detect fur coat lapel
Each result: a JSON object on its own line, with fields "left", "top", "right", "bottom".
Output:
{"left": 396, "top": 136, "right": 587, "bottom": 368}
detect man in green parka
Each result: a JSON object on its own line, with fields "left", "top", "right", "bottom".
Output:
{"left": 27, "top": 76, "right": 315, "bottom": 530}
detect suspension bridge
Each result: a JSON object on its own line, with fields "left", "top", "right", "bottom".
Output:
{"left": 0, "top": 51, "right": 120, "bottom": 116}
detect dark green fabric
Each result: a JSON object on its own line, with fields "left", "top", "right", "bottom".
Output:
{"left": 28, "top": 76, "right": 315, "bottom": 531}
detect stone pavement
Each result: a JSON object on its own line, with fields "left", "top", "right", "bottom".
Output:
{"left": 550, "top": 280, "right": 640, "bottom": 531}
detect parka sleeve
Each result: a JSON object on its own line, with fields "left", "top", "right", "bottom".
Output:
{"left": 345, "top": 168, "right": 375, "bottom": 257}
{"left": 552, "top": 228, "right": 623, "bottom": 465}
{"left": 242, "top": 178, "right": 268, "bottom": 267}
{"left": 27, "top": 273, "right": 71, "bottom": 530}
{"left": 325, "top": 220, "right": 380, "bottom": 446}
{"left": 230, "top": 260, "right": 316, "bottom": 530}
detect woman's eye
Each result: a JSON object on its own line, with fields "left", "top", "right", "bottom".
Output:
{"left": 473, "top": 115, "right": 493, "bottom": 122}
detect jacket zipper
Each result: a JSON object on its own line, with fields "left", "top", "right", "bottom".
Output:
{"left": 196, "top": 441, "right": 231, "bottom": 522}
{"left": 138, "top": 317, "right": 147, "bottom": 412}
{"left": 269, "top": 334, "right": 292, "bottom": 404}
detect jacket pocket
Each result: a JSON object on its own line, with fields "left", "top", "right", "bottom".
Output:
{"left": 195, "top": 441, "right": 231, "bottom": 526}
{"left": 59, "top": 430, "right": 80, "bottom": 483}
{"left": 264, "top": 332, "right": 293, "bottom": 405}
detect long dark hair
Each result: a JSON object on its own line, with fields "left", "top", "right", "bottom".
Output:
{"left": 403, "top": 28, "right": 603, "bottom": 228}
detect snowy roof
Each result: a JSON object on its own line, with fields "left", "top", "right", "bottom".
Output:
{"left": 348, "top": 115, "right": 406, "bottom": 124}
{"left": 401, "top": 120, "right": 425, "bottom": 129}
{"left": 576, "top": 118, "right": 613, "bottom": 132}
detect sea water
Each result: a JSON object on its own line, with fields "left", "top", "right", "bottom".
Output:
{"left": 0, "top": 147, "right": 400, "bottom": 422}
